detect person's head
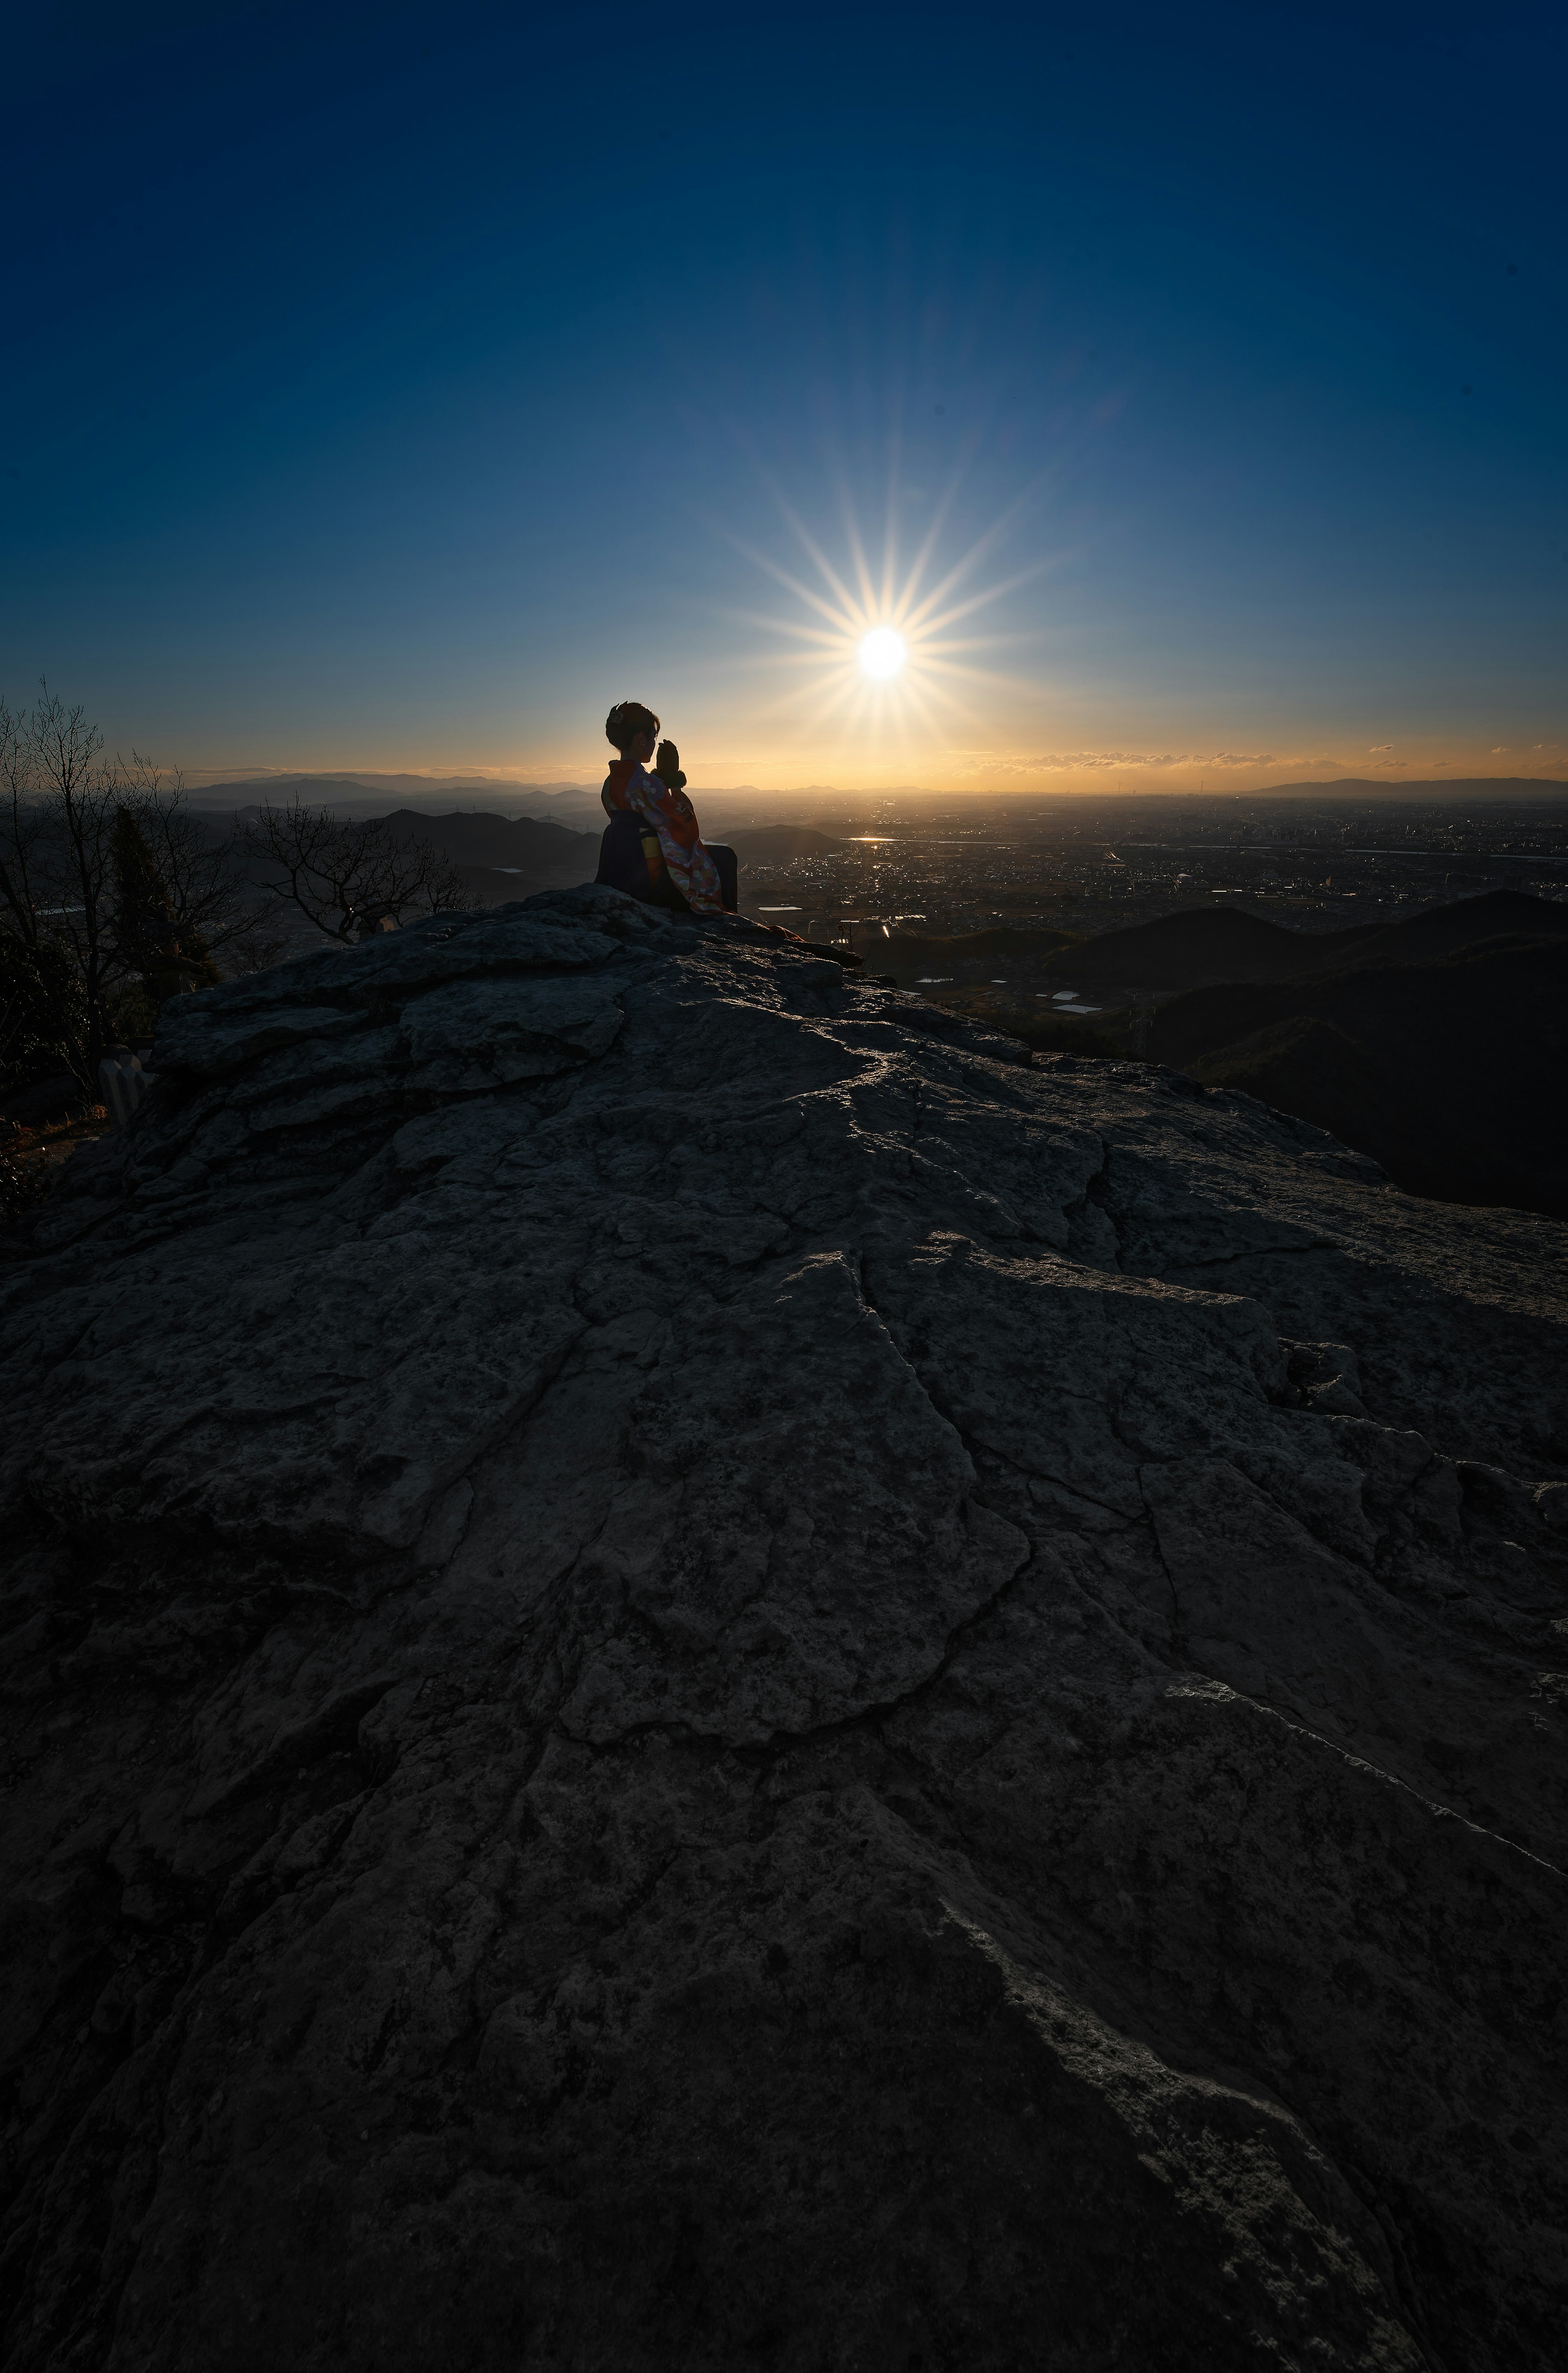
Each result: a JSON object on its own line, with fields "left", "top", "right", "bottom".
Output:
{"left": 605, "top": 700, "right": 659, "bottom": 764}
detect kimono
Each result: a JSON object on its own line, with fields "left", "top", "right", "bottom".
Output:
{"left": 601, "top": 759, "right": 726, "bottom": 916}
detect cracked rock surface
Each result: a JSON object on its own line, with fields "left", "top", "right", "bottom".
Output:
{"left": 2, "top": 886, "right": 1565, "bottom": 2372}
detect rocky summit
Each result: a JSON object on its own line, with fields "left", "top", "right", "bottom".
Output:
{"left": 2, "top": 886, "right": 1566, "bottom": 2373}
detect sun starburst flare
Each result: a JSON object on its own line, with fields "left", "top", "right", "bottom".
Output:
{"left": 859, "top": 626, "right": 907, "bottom": 680}
{"left": 726, "top": 468, "right": 1057, "bottom": 757}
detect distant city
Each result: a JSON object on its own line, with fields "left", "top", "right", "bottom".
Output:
{"left": 724, "top": 793, "right": 1568, "bottom": 947}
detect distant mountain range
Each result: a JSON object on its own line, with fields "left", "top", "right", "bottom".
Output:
{"left": 370, "top": 808, "right": 598, "bottom": 899}
{"left": 724, "top": 826, "right": 847, "bottom": 863}
{"left": 1042, "top": 906, "right": 1376, "bottom": 988}
{"left": 378, "top": 808, "right": 595, "bottom": 862}
{"left": 185, "top": 802, "right": 604, "bottom": 905}
{"left": 1146, "top": 891, "right": 1568, "bottom": 1217}
{"left": 1023, "top": 888, "right": 1567, "bottom": 991}
{"left": 1255, "top": 777, "right": 1568, "bottom": 799}
{"left": 182, "top": 769, "right": 1568, "bottom": 808}
{"left": 878, "top": 903, "right": 1390, "bottom": 994}
{"left": 875, "top": 891, "right": 1568, "bottom": 1219}
{"left": 183, "top": 771, "right": 596, "bottom": 802}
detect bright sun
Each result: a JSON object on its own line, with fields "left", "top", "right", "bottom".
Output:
{"left": 858, "top": 625, "right": 907, "bottom": 680}
{"left": 733, "top": 469, "right": 1047, "bottom": 752}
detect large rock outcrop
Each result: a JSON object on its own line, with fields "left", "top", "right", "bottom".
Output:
{"left": 2, "top": 889, "right": 1565, "bottom": 2372}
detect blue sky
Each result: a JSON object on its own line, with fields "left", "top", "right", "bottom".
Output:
{"left": 2, "top": 0, "right": 1564, "bottom": 791}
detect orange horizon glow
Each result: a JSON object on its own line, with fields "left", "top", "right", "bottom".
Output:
{"left": 171, "top": 744, "right": 1568, "bottom": 799}
{"left": 157, "top": 469, "right": 1568, "bottom": 802}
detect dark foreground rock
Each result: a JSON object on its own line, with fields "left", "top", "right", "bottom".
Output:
{"left": 2, "top": 889, "right": 1565, "bottom": 2373}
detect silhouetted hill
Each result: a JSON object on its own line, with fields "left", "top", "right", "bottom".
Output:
{"left": 194, "top": 803, "right": 602, "bottom": 905}
{"left": 880, "top": 923, "right": 1079, "bottom": 984}
{"left": 1257, "top": 776, "right": 1568, "bottom": 798}
{"left": 1045, "top": 907, "right": 1374, "bottom": 987}
{"left": 1333, "top": 889, "right": 1568, "bottom": 968}
{"left": 379, "top": 809, "right": 597, "bottom": 878}
{"left": 728, "top": 826, "right": 847, "bottom": 863}
{"left": 1154, "top": 931, "right": 1568, "bottom": 1217}
{"left": 1044, "top": 889, "right": 1568, "bottom": 993}
{"left": 188, "top": 782, "right": 603, "bottom": 837}
{"left": 192, "top": 775, "right": 457, "bottom": 810}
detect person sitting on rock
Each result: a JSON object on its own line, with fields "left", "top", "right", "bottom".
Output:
{"left": 594, "top": 701, "right": 737, "bottom": 915}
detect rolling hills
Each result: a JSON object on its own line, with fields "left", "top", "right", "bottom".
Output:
{"left": 1152, "top": 921, "right": 1568, "bottom": 1216}
{"left": 1041, "top": 888, "right": 1568, "bottom": 991}
{"left": 1042, "top": 906, "right": 1372, "bottom": 985}
{"left": 378, "top": 807, "right": 599, "bottom": 896}
{"left": 725, "top": 825, "right": 848, "bottom": 864}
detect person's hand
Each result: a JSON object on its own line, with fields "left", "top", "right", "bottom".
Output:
{"left": 655, "top": 739, "right": 685, "bottom": 791}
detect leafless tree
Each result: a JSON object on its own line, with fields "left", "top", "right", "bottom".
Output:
{"left": 0, "top": 685, "right": 120, "bottom": 1065}
{"left": 238, "top": 794, "right": 470, "bottom": 942}
{"left": 1, "top": 686, "right": 469, "bottom": 1090}
{"left": 0, "top": 685, "right": 270, "bottom": 1073}
{"left": 0, "top": 695, "right": 49, "bottom": 958}
{"left": 217, "top": 910, "right": 293, "bottom": 977}
{"left": 119, "top": 763, "right": 258, "bottom": 968}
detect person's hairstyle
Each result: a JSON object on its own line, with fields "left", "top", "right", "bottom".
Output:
{"left": 605, "top": 700, "right": 660, "bottom": 752}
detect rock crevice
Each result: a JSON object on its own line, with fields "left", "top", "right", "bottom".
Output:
{"left": 2, "top": 887, "right": 1564, "bottom": 2371}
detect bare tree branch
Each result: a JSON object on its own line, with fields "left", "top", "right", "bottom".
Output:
{"left": 0, "top": 687, "right": 280, "bottom": 1070}
{"left": 3, "top": 691, "right": 470, "bottom": 1085}
{"left": 238, "top": 795, "right": 470, "bottom": 942}
{"left": 8, "top": 682, "right": 119, "bottom": 1062}
{"left": 220, "top": 911, "right": 293, "bottom": 976}
{"left": 0, "top": 695, "right": 47, "bottom": 956}
{"left": 117, "top": 764, "right": 253, "bottom": 964}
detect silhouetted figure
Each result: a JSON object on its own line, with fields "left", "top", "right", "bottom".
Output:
{"left": 595, "top": 702, "right": 737, "bottom": 914}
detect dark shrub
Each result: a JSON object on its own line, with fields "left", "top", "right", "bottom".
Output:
{"left": 0, "top": 937, "right": 89, "bottom": 1097}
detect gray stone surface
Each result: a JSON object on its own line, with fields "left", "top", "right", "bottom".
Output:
{"left": 2, "top": 888, "right": 1564, "bottom": 2371}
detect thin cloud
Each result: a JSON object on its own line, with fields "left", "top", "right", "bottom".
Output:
{"left": 975, "top": 750, "right": 1284, "bottom": 774}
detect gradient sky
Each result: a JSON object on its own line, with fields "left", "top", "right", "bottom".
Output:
{"left": 3, "top": 0, "right": 1564, "bottom": 793}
